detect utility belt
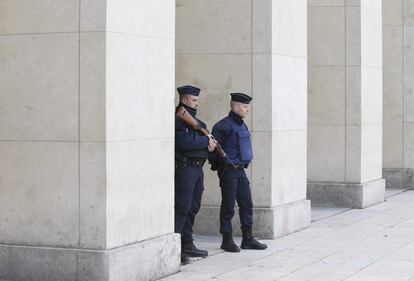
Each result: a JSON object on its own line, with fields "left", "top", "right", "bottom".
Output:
{"left": 227, "top": 163, "right": 248, "bottom": 170}
{"left": 187, "top": 158, "right": 206, "bottom": 167}
{"left": 175, "top": 153, "right": 206, "bottom": 176}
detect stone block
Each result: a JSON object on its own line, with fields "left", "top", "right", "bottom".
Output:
{"left": 383, "top": 74, "right": 404, "bottom": 122}
{"left": 0, "top": 142, "right": 79, "bottom": 247}
{"left": 404, "top": 122, "right": 414, "bottom": 168}
{"left": 272, "top": 55, "right": 307, "bottom": 131}
{"left": 107, "top": 0, "right": 174, "bottom": 39}
{"left": 272, "top": 0, "right": 307, "bottom": 58}
{"left": 404, "top": 0, "right": 414, "bottom": 25}
{"left": 176, "top": 0, "right": 251, "bottom": 54}
{"left": 383, "top": 168, "right": 404, "bottom": 189}
{"left": 383, "top": 26, "right": 404, "bottom": 74}
{"left": 106, "top": 139, "right": 174, "bottom": 248}
{"left": 252, "top": 0, "right": 271, "bottom": 53}
{"left": 0, "top": 34, "right": 79, "bottom": 141}
{"left": 0, "top": 0, "right": 79, "bottom": 34}
{"left": 308, "top": 0, "right": 344, "bottom": 7}
{"left": 346, "top": 6, "right": 361, "bottom": 66}
{"left": 252, "top": 54, "right": 272, "bottom": 131}
{"left": 80, "top": 32, "right": 106, "bottom": 142}
{"left": 361, "top": 7, "right": 382, "bottom": 68}
{"left": 383, "top": 168, "right": 414, "bottom": 189}
{"left": 272, "top": 200, "right": 311, "bottom": 238}
{"left": 361, "top": 0, "right": 382, "bottom": 12}
{"left": 0, "top": 234, "right": 180, "bottom": 281}
{"left": 308, "top": 125, "right": 346, "bottom": 182}
{"left": 345, "top": 125, "right": 362, "bottom": 182}
{"left": 307, "top": 178, "right": 385, "bottom": 208}
{"left": 404, "top": 26, "right": 414, "bottom": 74}
{"left": 361, "top": 125, "right": 383, "bottom": 182}
{"left": 80, "top": 142, "right": 107, "bottom": 249}
{"left": 106, "top": 32, "right": 174, "bottom": 142}
{"left": 81, "top": 234, "right": 180, "bottom": 281}
{"left": 308, "top": 6, "right": 345, "bottom": 66}
{"left": 80, "top": 0, "right": 107, "bottom": 31}
{"left": 361, "top": 67, "right": 382, "bottom": 126}
{"left": 346, "top": 66, "right": 362, "bottom": 125}
{"left": 308, "top": 66, "right": 346, "bottom": 126}
{"left": 383, "top": 0, "right": 403, "bottom": 26}
{"left": 0, "top": 245, "right": 77, "bottom": 281}
{"left": 272, "top": 130, "right": 307, "bottom": 206}
{"left": 383, "top": 122, "right": 404, "bottom": 169}
{"left": 251, "top": 131, "right": 273, "bottom": 207}
{"left": 405, "top": 74, "right": 414, "bottom": 121}
{"left": 403, "top": 169, "right": 414, "bottom": 189}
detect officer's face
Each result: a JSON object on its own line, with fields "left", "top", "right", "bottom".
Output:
{"left": 234, "top": 103, "right": 250, "bottom": 118}
{"left": 182, "top": 95, "right": 200, "bottom": 109}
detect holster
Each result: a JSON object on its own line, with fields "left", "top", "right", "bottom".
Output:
{"left": 214, "top": 159, "right": 227, "bottom": 178}
{"left": 175, "top": 152, "right": 187, "bottom": 176}
{"left": 218, "top": 163, "right": 229, "bottom": 178}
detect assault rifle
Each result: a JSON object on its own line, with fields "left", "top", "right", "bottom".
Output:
{"left": 176, "top": 106, "right": 237, "bottom": 169}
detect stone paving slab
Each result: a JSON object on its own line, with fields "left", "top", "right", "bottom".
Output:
{"left": 159, "top": 190, "right": 414, "bottom": 281}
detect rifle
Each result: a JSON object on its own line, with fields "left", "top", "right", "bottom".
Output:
{"left": 176, "top": 106, "right": 237, "bottom": 169}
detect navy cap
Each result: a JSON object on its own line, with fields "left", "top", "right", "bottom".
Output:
{"left": 177, "top": 85, "right": 201, "bottom": 96}
{"left": 230, "top": 93, "right": 252, "bottom": 104}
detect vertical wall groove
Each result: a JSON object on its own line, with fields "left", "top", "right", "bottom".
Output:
{"left": 78, "top": 0, "right": 82, "bottom": 249}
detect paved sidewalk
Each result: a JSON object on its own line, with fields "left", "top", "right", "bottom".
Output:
{"left": 160, "top": 190, "right": 414, "bottom": 281}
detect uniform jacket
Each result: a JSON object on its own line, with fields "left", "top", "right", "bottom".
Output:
{"left": 209, "top": 111, "right": 253, "bottom": 166}
{"left": 175, "top": 103, "right": 209, "bottom": 160}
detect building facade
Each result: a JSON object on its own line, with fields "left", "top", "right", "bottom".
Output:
{"left": 0, "top": 0, "right": 412, "bottom": 280}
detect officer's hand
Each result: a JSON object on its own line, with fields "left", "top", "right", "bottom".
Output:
{"left": 208, "top": 139, "right": 217, "bottom": 152}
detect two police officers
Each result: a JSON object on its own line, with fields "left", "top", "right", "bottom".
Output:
{"left": 175, "top": 85, "right": 217, "bottom": 264}
{"left": 209, "top": 93, "right": 267, "bottom": 252}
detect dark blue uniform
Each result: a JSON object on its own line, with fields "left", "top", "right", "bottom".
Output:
{"left": 210, "top": 111, "right": 254, "bottom": 234}
{"left": 175, "top": 104, "right": 209, "bottom": 244}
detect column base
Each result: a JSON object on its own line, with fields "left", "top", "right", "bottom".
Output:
{"left": 307, "top": 178, "right": 385, "bottom": 208}
{"left": 193, "top": 199, "right": 311, "bottom": 239}
{"left": 0, "top": 233, "right": 180, "bottom": 281}
{"left": 383, "top": 168, "right": 414, "bottom": 189}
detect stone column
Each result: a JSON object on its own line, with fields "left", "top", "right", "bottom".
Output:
{"left": 176, "top": 0, "right": 310, "bottom": 239}
{"left": 383, "top": 0, "right": 414, "bottom": 189}
{"left": 308, "top": 1, "right": 385, "bottom": 208}
{"left": 0, "top": 1, "right": 179, "bottom": 280}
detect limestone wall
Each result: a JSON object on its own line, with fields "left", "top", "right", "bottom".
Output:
{"left": 307, "top": 0, "right": 384, "bottom": 208}
{"left": 383, "top": 0, "right": 414, "bottom": 189}
{"left": 0, "top": 1, "right": 179, "bottom": 280}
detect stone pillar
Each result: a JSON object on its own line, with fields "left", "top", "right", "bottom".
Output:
{"left": 0, "top": 1, "right": 179, "bottom": 280}
{"left": 308, "top": 1, "right": 385, "bottom": 208}
{"left": 383, "top": 0, "right": 414, "bottom": 189}
{"left": 176, "top": 0, "right": 310, "bottom": 239}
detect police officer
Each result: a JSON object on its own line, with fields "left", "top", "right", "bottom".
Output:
{"left": 209, "top": 93, "right": 267, "bottom": 252}
{"left": 175, "top": 85, "right": 217, "bottom": 264}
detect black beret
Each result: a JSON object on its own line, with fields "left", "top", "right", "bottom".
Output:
{"left": 177, "top": 85, "right": 201, "bottom": 96}
{"left": 230, "top": 92, "right": 252, "bottom": 104}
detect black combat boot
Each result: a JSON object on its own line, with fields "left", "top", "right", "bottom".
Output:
{"left": 241, "top": 228, "right": 267, "bottom": 250}
{"left": 182, "top": 241, "right": 208, "bottom": 258}
{"left": 220, "top": 232, "right": 241, "bottom": 252}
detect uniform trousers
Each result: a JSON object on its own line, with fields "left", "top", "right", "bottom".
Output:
{"left": 219, "top": 167, "right": 253, "bottom": 234}
{"left": 174, "top": 165, "right": 204, "bottom": 243}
